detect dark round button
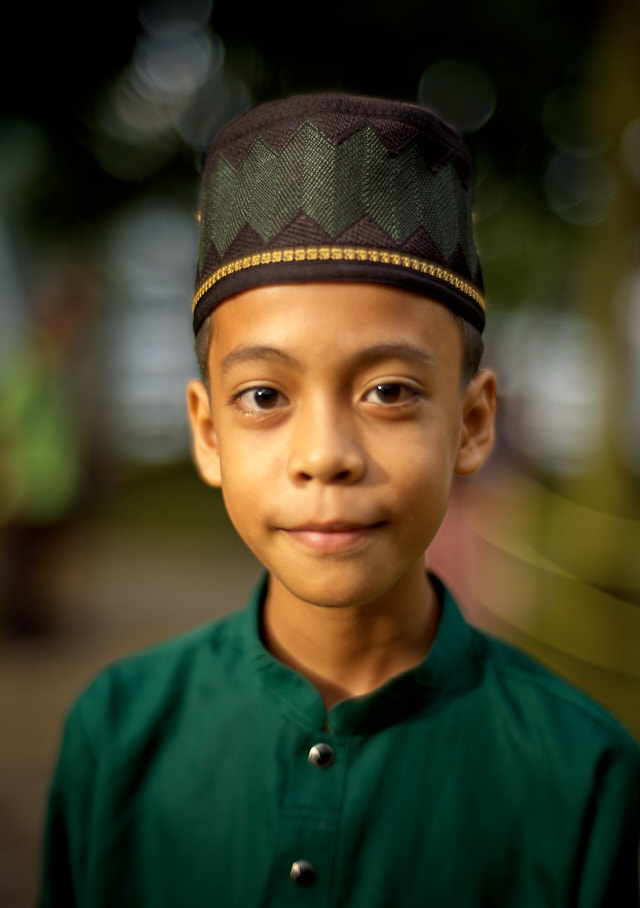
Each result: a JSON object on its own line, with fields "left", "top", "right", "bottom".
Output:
{"left": 308, "top": 743, "right": 335, "bottom": 767}
{"left": 290, "top": 860, "right": 317, "bottom": 885}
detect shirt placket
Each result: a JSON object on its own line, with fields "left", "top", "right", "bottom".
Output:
{"left": 267, "top": 727, "right": 348, "bottom": 906}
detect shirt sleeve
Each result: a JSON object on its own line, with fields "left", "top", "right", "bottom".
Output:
{"left": 38, "top": 700, "right": 98, "bottom": 908}
{"left": 577, "top": 744, "right": 640, "bottom": 908}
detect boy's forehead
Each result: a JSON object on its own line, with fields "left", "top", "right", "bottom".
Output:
{"left": 193, "top": 92, "right": 485, "bottom": 340}
{"left": 210, "top": 282, "right": 461, "bottom": 365}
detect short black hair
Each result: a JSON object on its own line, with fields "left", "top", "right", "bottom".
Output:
{"left": 455, "top": 314, "right": 485, "bottom": 385}
{"left": 194, "top": 308, "right": 484, "bottom": 390}
{"left": 195, "top": 312, "right": 212, "bottom": 388}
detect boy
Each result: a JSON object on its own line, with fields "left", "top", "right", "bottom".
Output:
{"left": 40, "top": 93, "right": 639, "bottom": 906}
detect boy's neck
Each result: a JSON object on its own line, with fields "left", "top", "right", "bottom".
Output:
{"left": 261, "top": 566, "right": 440, "bottom": 710}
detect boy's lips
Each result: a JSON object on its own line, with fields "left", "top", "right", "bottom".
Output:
{"left": 280, "top": 520, "right": 385, "bottom": 553}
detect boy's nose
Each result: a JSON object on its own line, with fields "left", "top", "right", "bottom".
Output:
{"left": 287, "top": 405, "right": 365, "bottom": 484}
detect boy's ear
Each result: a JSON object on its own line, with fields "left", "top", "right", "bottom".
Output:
{"left": 186, "top": 380, "right": 222, "bottom": 488}
{"left": 454, "top": 370, "right": 497, "bottom": 476}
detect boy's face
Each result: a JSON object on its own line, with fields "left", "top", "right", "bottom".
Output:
{"left": 188, "top": 283, "right": 495, "bottom": 610}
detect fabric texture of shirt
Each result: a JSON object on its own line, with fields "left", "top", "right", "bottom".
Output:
{"left": 39, "top": 576, "right": 640, "bottom": 907}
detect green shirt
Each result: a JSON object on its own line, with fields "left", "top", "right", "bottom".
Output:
{"left": 40, "top": 577, "right": 640, "bottom": 907}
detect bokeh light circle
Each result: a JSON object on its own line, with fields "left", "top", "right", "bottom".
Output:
{"left": 418, "top": 60, "right": 496, "bottom": 133}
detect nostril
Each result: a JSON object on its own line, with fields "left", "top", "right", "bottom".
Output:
{"left": 296, "top": 467, "right": 352, "bottom": 483}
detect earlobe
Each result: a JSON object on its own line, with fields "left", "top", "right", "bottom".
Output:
{"left": 454, "top": 370, "right": 497, "bottom": 476}
{"left": 186, "top": 380, "right": 222, "bottom": 488}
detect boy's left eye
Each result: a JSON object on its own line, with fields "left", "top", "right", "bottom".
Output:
{"left": 363, "top": 383, "right": 418, "bottom": 405}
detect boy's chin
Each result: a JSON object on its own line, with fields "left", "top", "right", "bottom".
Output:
{"left": 266, "top": 562, "right": 427, "bottom": 612}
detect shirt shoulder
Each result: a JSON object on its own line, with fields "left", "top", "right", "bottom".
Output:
{"left": 66, "top": 605, "right": 252, "bottom": 762}
{"left": 466, "top": 620, "right": 640, "bottom": 765}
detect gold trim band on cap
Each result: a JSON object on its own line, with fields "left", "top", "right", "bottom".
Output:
{"left": 193, "top": 245, "right": 485, "bottom": 312}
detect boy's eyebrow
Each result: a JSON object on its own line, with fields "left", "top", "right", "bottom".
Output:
{"left": 221, "top": 345, "right": 301, "bottom": 373}
{"left": 351, "top": 344, "right": 436, "bottom": 369}
{"left": 220, "top": 343, "right": 436, "bottom": 373}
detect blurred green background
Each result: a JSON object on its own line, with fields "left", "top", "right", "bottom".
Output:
{"left": 1, "top": 1, "right": 640, "bottom": 904}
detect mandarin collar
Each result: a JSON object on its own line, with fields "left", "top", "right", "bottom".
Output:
{"left": 242, "top": 574, "right": 481, "bottom": 736}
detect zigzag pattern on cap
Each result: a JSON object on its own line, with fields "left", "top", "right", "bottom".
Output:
{"left": 197, "top": 122, "right": 480, "bottom": 289}
{"left": 204, "top": 92, "right": 471, "bottom": 174}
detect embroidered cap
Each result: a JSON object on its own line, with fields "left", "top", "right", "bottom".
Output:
{"left": 193, "top": 92, "right": 485, "bottom": 334}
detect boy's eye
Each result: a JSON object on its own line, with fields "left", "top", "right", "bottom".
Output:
{"left": 236, "top": 387, "right": 287, "bottom": 412}
{"left": 363, "top": 383, "right": 417, "bottom": 405}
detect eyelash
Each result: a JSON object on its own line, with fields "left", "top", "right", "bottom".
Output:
{"left": 232, "top": 381, "right": 421, "bottom": 414}
{"left": 233, "top": 387, "right": 288, "bottom": 413}
{"left": 362, "top": 383, "right": 421, "bottom": 406}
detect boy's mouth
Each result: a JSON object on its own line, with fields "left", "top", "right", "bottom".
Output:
{"left": 281, "top": 521, "right": 384, "bottom": 553}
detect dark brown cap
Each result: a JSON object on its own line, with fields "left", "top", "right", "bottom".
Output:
{"left": 193, "top": 92, "right": 485, "bottom": 334}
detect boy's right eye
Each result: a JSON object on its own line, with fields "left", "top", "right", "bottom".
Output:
{"left": 235, "top": 387, "right": 287, "bottom": 412}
